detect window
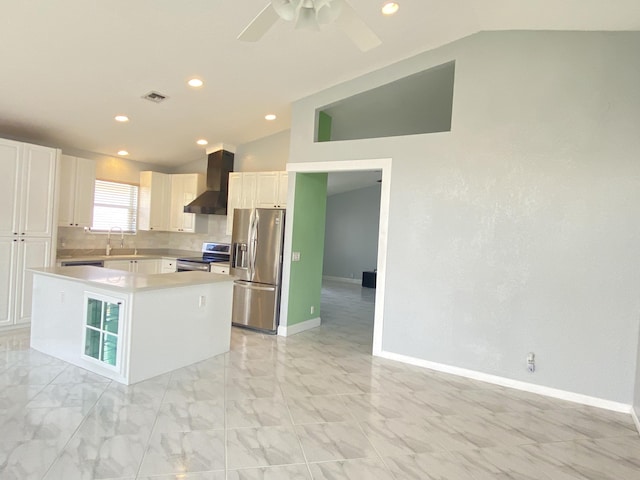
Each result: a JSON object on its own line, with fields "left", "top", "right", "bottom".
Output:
{"left": 92, "top": 180, "right": 138, "bottom": 232}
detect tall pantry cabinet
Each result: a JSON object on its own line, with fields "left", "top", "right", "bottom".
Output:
{"left": 0, "top": 138, "right": 59, "bottom": 328}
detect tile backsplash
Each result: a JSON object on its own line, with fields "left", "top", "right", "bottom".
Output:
{"left": 58, "top": 215, "right": 230, "bottom": 253}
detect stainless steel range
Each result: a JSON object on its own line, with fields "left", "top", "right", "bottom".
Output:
{"left": 176, "top": 242, "right": 230, "bottom": 274}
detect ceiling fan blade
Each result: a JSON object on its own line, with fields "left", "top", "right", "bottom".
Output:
{"left": 335, "top": 0, "right": 381, "bottom": 51}
{"left": 238, "top": 3, "right": 281, "bottom": 42}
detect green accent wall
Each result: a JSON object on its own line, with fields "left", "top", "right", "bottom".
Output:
{"left": 317, "top": 111, "right": 332, "bottom": 142}
{"left": 287, "top": 173, "right": 328, "bottom": 326}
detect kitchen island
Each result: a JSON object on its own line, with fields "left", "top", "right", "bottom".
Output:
{"left": 29, "top": 266, "right": 233, "bottom": 385}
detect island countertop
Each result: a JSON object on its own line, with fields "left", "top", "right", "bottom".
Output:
{"left": 30, "top": 266, "right": 234, "bottom": 292}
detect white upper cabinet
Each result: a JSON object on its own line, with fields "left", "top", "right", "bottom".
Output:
{"left": 0, "top": 139, "right": 21, "bottom": 237}
{"left": 138, "top": 171, "right": 171, "bottom": 231}
{"left": 0, "top": 139, "right": 58, "bottom": 238}
{"left": 58, "top": 155, "right": 96, "bottom": 228}
{"left": 277, "top": 172, "right": 289, "bottom": 208}
{"left": 255, "top": 171, "right": 288, "bottom": 209}
{"left": 169, "top": 173, "right": 204, "bottom": 232}
{"left": 226, "top": 172, "right": 258, "bottom": 235}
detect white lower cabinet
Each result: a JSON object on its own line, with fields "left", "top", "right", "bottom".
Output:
{"left": 210, "top": 264, "right": 229, "bottom": 275}
{"left": 0, "top": 236, "right": 51, "bottom": 327}
{"left": 104, "top": 259, "right": 161, "bottom": 274}
{"left": 161, "top": 258, "right": 177, "bottom": 273}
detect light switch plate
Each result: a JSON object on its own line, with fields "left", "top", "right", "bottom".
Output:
{"left": 292, "top": 251, "right": 301, "bottom": 261}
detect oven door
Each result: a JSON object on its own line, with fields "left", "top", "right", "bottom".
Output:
{"left": 176, "top": 260, "right": 211, "bottom": 272}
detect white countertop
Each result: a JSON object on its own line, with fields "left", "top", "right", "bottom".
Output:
{"left": 30, "top": 266, "right": 234, "bottom": 292}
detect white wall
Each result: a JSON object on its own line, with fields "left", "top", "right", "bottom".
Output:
{"left": 62, "top": 148, "right": 168, "bottom": 184}
{"left": 289, "top": 31, "right": 640, "bottom": 404}
{"left": 234, "top": 130, "right": 290, "bottom": 172}
{"left": 323, "top": 185, "right": 380, "bottom": 279}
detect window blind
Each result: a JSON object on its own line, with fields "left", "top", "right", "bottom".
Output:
{"left": 92, "top": 180, "right": 138, "bottom": 232}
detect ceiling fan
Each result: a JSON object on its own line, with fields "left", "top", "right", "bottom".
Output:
{"left": 238, "top": 0, "right": 382, "bottom": 52}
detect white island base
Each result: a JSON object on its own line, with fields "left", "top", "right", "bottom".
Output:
{"left": 30, "top": 267, "right": 233, "bottom": 385}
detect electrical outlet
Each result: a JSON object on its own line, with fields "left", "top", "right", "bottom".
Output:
{"left": 527, "top": 352, "right": 535, "bottom": 373}
{"left": 310, "top": 306, "right": 315, "bottom": 314}
{"left": 199, "top": 295, "right": 206, "bottom": 307}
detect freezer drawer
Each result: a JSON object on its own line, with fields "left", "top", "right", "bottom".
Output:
{"left": 232, "top": 280, "right": 279, "bottom": 333}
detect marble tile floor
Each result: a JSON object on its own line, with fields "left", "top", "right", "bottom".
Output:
{"left": 1, "top": 279, "right": 639, "bottom": 479}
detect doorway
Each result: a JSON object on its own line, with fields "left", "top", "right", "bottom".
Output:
{"left": 279, "top": 158, "right": 392, "bottom": 356}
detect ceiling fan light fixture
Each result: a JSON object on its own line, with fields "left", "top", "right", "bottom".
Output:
{"left": 381, "top": 1, "right": 399, "bottom": 16}
{"left": 271, "top": 0, "right": 297, "bottom": 21}
{"left": 271, "top": 0, "right": 342, "bottom": 28}
{"left": 317, "top": 0, "right": 343, "bottom": 24}
{"left": 295, "top": 6, "right": 321, "bottom": 30}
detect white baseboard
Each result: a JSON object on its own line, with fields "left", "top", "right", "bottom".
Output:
{"left": 632, "top": 407, "right": 640, "bottom": 436}
{"left": 322, "top": 275, "right": 361, "bottom": 285}
{"left": 377, "top": 350, "right": 632, "bottom": 414}
{"left": 278, "top": 317, "right": 321, "bottom": 337}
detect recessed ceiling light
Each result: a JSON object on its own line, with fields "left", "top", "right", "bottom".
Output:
{"left": 188, "top": 78, "right": 204, "bottom": 88}
{"left": 114, "top": 115, "right": 129, "bottom": 122}
{"left": 117, "top": 150, "right": 129, "bottom": 156}
{"left": 265, "top": 114, "right": 277, "bottom": 121}
{"left": 381, "top": 2, "right": 399, "bottom": 15}
{"left": 196, "top": 139, "right": 208, "bottom": 146}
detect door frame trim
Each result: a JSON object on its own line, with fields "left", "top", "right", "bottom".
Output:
{"left": 281, "top": 158, "right": 392, "bottom": 355}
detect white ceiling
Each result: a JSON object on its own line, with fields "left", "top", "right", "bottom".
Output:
{"left": 1, "top": 0, "right": 639, "bottom": 168}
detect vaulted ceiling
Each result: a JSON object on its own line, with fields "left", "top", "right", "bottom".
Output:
{"left": 1, "top": 0, "right": 638, "bottom": 167}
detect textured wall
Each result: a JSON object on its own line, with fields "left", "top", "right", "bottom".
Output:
{"left": 323, "top": 185, "right": 380, "bottom": 279}
{"left": 289, "top": 31, "right": 640, "bottom": 404}
{"left": 234, "top": 130, "right": 290, "bottom": 172}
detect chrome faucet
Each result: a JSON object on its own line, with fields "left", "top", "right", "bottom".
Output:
{"left": 106, "top": 226, "right": 124, "bottom": 255}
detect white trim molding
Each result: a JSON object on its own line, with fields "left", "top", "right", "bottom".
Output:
{"left": 632, "top": 407, "right": 640, "bottom": 436}
{"left": 278, "top": 317, "right": 321, "bottom": 337}
{"left": 286, "top": 157, "right": 392, "bottom": 356}
{"left": 378, "top": 350, "right": 632, "bottom": 414}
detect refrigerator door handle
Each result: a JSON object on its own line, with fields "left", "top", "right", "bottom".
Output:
{"left": 248, "top": 209, "right": 256, "bottom": 277}
{"left": 250, "top": 209, "right": 258, "bottom": 276}
{"left": 234, "top": 280, "right": 276, "bottom": 292}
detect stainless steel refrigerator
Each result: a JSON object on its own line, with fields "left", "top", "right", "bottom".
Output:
{"left": 230, "top": 208, "right": 285, "bottom": 333}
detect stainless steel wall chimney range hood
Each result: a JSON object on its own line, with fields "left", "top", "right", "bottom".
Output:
{"left": 184, "top": 150, "right": 234, "bottom": 215}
